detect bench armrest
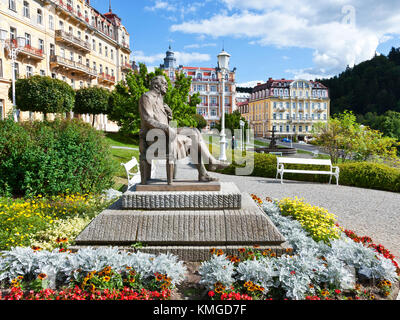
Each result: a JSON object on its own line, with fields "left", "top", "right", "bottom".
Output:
{"left": 332, "top": 166, "right": 340, "bottom": 173}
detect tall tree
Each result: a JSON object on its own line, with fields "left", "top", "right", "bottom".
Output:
{"left": 9, "top": 76, "right": 75, "bottom": 119}
{"left": 109, "top": 64, "right": 199, "bottom": 135}
{"left": 74, "top": 86, "right": 111, "bottom": 127}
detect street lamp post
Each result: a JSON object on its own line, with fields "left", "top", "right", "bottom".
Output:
{"left": 0, "top": 29, "right": 26, "bottom": 122}
{"left": 217, "top": 49, "right": 231, "bottom": 162}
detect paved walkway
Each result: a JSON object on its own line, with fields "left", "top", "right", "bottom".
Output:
{"left": 155, "top": 162, "right": 400, "bottom": 260}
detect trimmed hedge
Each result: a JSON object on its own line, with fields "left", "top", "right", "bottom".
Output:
{"left": 0, "top": 118, "right": 118, "bottom": 197}
{"left": 220, "top": 153, "right": 400, "bottom": 193}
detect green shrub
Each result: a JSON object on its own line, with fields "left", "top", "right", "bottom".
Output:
{"left": 338, "top": 162, "right": 400, "bottom": 192}
{"left": 0, "top": 118, "right": 118, "bottom": 197}
{"left": 219, "top": 153, "right": 400, "bottom": 193}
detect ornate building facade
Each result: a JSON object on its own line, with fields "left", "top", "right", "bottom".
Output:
{"left": 160, "top": 46, "right": 237, "bottom": 129}
{"left": 247, "top": 78, "right": 330, "bottom": 139}
{"left": 0, "top": 0, "right": 133, "bottom": 129}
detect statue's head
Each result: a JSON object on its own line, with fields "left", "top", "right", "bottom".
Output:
{"left": 151, "top": 76, "right": 168, "bottom": 95}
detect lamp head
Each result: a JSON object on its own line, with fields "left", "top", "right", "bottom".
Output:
{"left": 217, "top": 50, "right": 231, "bottom": 71}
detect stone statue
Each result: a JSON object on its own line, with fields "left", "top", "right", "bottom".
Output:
{"left": 139, "top": 76, "right": 228, "bottom": 184}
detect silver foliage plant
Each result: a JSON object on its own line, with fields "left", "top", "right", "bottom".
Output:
{"left": 199, "top": 201, "right": 398, "bottom": 300}
{"left": 0, "top": 247, "right": 186, "bottom": 288}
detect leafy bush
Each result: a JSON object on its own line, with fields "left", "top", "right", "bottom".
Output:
{"left": 74, "top": 86, "right": 110, "bottom": 126}
{"left": 220, "top": 153, "right": 400, "bottom": 193}
{"left": 0, "top": 118, "right": 118, "bottom": 197}
{"left": 339, "top": 162, "right": 400, "bottom": 192}
{"left": 10, "top": 75, "right": 75, "bottom": 117}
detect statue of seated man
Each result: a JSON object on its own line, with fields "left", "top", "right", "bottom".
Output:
{"left": 139, "top": 76, "right": 228, "bottom": 183}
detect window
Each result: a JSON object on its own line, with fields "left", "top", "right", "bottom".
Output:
{"left": 23, "top": 1, "right": 30, "bottom": 18}
{"left": 40, "top": 70, "right": 45, "bottom": 76}
{"left": 13, "top": 62, "right": 19, "bottom": 79}
{"left": 0, "top": 99, "right": 4, "bottom": 120}
{"left": 50, "top": 43, "right": 55, "bottom": 56}
{"left": 49, "top": 15, "right": 54, "bottom": 30}
{"left": 51, "top": 73, "right": 56, "bottom": 79}
{"left": 10, "top": 27, "right": 16, "bottom": 40}
{"left": 70, "top": 51, "right": 74, "bottom": 61}
{"left": 105, "top": 66, "right": 109, "bottom": 75}
{"left": 69, "top": 26, "right": 73, "bottom": 35}
{"left": 0, "top": 59, "right": 3, "bottom": 78}
{"left": 111, "top": 49, "right": 114, "bottom": 60}
{"left": 37, "top": 9, "right": 42, "bottom": 24}
{"left": 99, "top": 64, "right": 103, "bottom": 74}
{"left": 59, "top": 20, "right": 64, "bottom": 31}
{"left": 9, "top": 0, "right": 16, "bottom": 11}
{"left": 105, "top": 46, "right": 108, "bottom": 57}
{"left": 93, "top": 61, "right": 96, "bottom": 71}
{"left": 60, "top": 48, "right": 65, "bottom": 58}
{"left": 92, "top": 39, "right": 96, "bottom": 50}
{"left": 111, "top": 69, "right": 114, "bottom": 77}
{"left": 25, "top": 33, "right": 31, "bottom": 46}
{"left": 38, "top": 39, "right": 44, "bottom": 52}
{"left": 78, "top": 55, "right": 82, "bottom": 64}
{"left": 26, "top": 65, "right": 33, "bottom": 77}
{"left": 99, "top": 43, "right": 102, "bottom": 54}
{"left": 71, "top": 79, "right": 75, "bottom": 89}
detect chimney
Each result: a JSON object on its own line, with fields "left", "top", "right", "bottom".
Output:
{"left": 268, "top": 77, "right": 273, "bottom": 81}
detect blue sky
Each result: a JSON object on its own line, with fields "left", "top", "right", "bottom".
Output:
{"left": 91, "top": 0, "right": 400, "bottom": 86}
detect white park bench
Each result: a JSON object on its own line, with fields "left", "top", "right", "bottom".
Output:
{"left": 121, "top": 157, "right": 156, "bottom": 190}
{"left": 276, "top": 157, "right": 340, "bottom": 185}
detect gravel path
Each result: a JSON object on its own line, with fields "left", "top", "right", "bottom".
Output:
{"left": 155, "top": 162, "right": 400, "bottom": 260}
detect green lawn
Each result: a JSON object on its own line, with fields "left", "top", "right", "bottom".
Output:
{"left": 105, "top": 132, "right": 140, "bottom": 192}
{"left": 105, "top": 132, "right": 139, "bottom": 148}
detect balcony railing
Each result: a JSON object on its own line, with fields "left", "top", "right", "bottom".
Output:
{"left": 314, "top": 108, "right": 325, "bottom": 113}
{"left": 51, "top": 0, "right": 117, "bottom": 41}
{"left": 5, "top": 39, "right": 44, "bottom": 61}
{"left": 121, "top": 63, "right": 134, "bottom": 72}
{"left": 98, "top": 73, "right": 116, "bottom": 84}
{"left": 55, "top": 30, "right": 91, "bottom": 53}
{"left": 50, "top": 55, "right": 97, "bottom": 78}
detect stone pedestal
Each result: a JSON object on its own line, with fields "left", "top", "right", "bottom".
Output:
{"left": 74, "top": 182, "right": 289, "bottom": 261}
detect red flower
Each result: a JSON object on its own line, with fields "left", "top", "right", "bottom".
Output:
{"left": 208, "top": 291, "right": 215, "bottom": 298}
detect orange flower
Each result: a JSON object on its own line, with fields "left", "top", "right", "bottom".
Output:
{"left": 38, "top": 273, "right": 47, "bottom": 280}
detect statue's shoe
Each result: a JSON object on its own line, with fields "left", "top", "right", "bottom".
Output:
{"left": 208, "top": 161, "right": 230, "bottom": 172}
{"left": 199, "top": 174, "right": 219, "bottom": 182}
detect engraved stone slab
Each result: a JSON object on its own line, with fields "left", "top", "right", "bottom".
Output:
{"left": 122, "top": 182, "right": 242, "bottom": 210}
{"left": 136, "top": 180, "right": 221, "bottom": 192}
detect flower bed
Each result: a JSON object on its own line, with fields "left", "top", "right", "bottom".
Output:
{"left": 0, "top": 247, "right": 186, "bottom": 301}
{"left": 0, "top": 194, "right": 109, "bottom": 251}
{"left": 200, "top": 197, "right": 399, "bottom": 300}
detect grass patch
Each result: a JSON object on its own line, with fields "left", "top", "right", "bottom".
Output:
{"left": 105, "top": 132, "right": 139, "bottom": 149}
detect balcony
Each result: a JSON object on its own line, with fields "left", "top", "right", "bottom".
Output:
{"left": 314, "top": 108, "right": 325, "bottom": 113}
{"left": 98, "top": 73, "right": 116, "bottom": 85}
{"left": 50, "top": 55, "right": 97, "bottom": 78}
{"left": 5, "top": 40, "right": 44, "bottom": 62}
{"left": 55, "top": 30, "right": 91, "bottom": 53}
{"left": 121, "top": 41, "right": 130, "bottom": 52}
{"left": 204, "top": 115, "right": 220, "bottom": 121}
{"left": 52, "top": 0, "right": 86, "bottom": 27}
{"left": 121, "top": 63, "right": 134, "bottom": 73}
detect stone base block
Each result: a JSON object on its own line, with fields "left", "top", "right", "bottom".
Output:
{"left": 135, "top": 180, "right": 221, "bottom": 192}
{"left": 122, "top": 182, "right": 242, "bottom": 210}
{"left": 74, "top": 192, "right": 289, "bottom": 261}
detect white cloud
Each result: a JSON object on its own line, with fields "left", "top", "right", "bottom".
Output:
{"left": 144, "top": 1, "right": 177, "bottom": 12}
{"left": 183, "top": 43, "right": 217, "bottom": 49}
{"left": 133, "top": 50, "right": 211, "bottom": 66}
{"left": 237, "top": 80, "right": 264, "bottom": 88}
{"left": 170, "top": 1, "right": 400, "bottom": 78}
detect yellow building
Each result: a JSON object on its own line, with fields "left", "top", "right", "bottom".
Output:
{"left": 0, "top": 0, "right": 133, "bottom": 129}
{"left": 248, "top": 78, "right": 330, "bottom": 140}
